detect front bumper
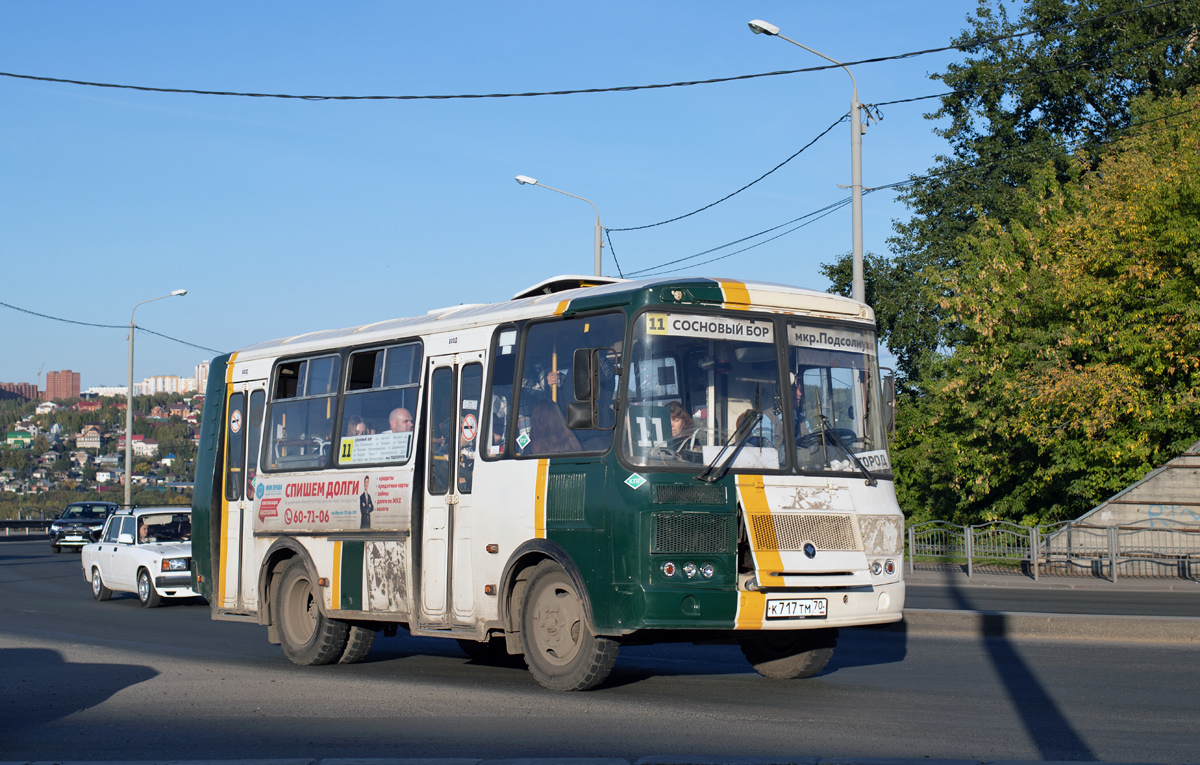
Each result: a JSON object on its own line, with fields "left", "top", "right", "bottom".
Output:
{"left": 50, "top": 530, "right": 101, "bottom": 547}
{"left": 154, "top": 574, "right": 199, "bottom": 598}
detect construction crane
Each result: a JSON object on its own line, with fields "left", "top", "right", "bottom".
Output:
{"left": 36, "top": 362, "right": 44, "bottom": 395}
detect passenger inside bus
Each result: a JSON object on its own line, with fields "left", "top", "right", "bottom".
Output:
{"left": 388, "top": 407, "right": 414, "bottom": 433}
{"left": 668, "top": 401, "right": 699, "bottom": 454}
{"left": 525, "top": 399, "right": 581, "bottom": 455}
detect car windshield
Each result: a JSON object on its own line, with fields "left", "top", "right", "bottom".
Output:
{"left": 137, "top": 513, "right": 192, "bottom": 544}
{"left": 621, "top": 311, "right": 786, "bottom": 473}
{"left": 62, "top": 505, "right": 108, "bottom": 520}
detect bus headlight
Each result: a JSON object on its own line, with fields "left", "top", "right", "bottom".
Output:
{"left": 700, "top": 562, "right": 715, "bottom": 578}
{"left": 884, "top": 559, "right": 896, "bottom": 575}
{"left": 871, "top": 561, "right": 883, "bottom": 576}
{"left": 661, "top": 561, "right": 677, "bottom": 577}
{"left": 683, "top": 562, "right": 697, "bottom": 579}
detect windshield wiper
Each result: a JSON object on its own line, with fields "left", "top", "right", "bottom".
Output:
{"left": 817, "top": 414, "right": 877, "bottom": 487}
{"left": 697, "top": 410, "right": 763, "bottom": 483}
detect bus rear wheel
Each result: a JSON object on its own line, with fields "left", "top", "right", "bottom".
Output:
{"left": 275, "top": 558, "right": 348, "bottom": 666}
{"left": 741, "top": 628, "right": 838, "bottom": 679}
{"left": 519, "top": 561, "right": 617, "bottom": 691}
{"left": 338, "top": 624, "right": 376, "bottom": 664}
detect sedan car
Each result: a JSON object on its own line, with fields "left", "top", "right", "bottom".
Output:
{"left": 81, "top": 507, "right": 199, "bottom": 607}
{"left": 50, "top": 501, "right": 118, "bottom": 553}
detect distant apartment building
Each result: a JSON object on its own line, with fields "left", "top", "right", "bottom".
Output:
{"left": 195, "top": 361, "right": 209, "bottom": 393}
{"left": 0, "top": 382, "right": 39, "bottom": 401}
{"left": 85, "top": 385, "right": 127, "bottom": 398}
{"left": 44, "top": 370, "right": 81, "bottom": 401}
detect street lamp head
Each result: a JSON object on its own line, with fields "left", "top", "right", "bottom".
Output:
{"left": 171, "top": 289, "right": 188, "bottom": 297}
{"left": 748, "top": 19, "right": 780, "bottom": 36}
{"left": 514, "top": 175, "right": 538, "bottom": 186}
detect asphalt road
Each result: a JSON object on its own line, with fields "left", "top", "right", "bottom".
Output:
{"left": 2, "top": 540, "right": 1198, "bottom": 764}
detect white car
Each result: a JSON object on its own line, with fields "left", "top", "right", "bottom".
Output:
{"left": 81, "top": 507, "right": 200, "bottom": 607}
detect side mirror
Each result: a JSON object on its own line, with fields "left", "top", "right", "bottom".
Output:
{"left": 881, "top": 369, "right": 896, "bottom": 435}
{"left": 572, "top": 348, "right": 593, "bottom": 401}
{"left": 565, "top": 401, "right": 593, "bottom": 430}
{"left": 118, "top": 533, "right": 134, "bottom": 545}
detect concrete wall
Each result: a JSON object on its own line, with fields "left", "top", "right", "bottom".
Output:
{"left": 1077, "top": 441, "right": 1200, "bottom": 527}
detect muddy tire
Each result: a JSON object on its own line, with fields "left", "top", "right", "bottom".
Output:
{"left": 275, "top": 558, "right": 348, "bottom": 666}
{"left": 741, "top": 628, "right": 838, "bottom": 679}
{"left": 519, "top": 561, "right": 617, "bottom": 691}
{"left": 338, "top": 624, "right": 376, "bottom": 664}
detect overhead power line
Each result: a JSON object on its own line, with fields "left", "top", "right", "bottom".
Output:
{"left": 609, "top": 112, "right": 849, "bottom": 233}
{"left": 0, "top": 300, "right": 223, "bottom": 354}
{"left": 0, "top": 0, "right": 1180, "bottom": 103}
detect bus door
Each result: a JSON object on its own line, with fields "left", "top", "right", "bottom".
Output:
{"left": 222, "top": 379, "right": 267, "bottom": 613}
{"left": 420, "top": 352, "right": 485, "bottom": 627}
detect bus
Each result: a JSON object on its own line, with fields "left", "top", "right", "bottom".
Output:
{"left": 191, "top": 275, "right": 904, "bottom": 690}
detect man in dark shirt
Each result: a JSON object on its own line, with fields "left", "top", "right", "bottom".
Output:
{"left": 359, "top": 476, "right": 374, "bottom": 529}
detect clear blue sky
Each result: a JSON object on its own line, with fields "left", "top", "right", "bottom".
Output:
{"left": 2, "top": 1, "right": 977, "bottom": 389}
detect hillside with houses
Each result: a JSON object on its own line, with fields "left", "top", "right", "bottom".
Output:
{"left": 0, "top": 393, "right": 204, "bottom": 519}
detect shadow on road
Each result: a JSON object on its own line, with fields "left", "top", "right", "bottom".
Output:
{"left": 943, "top": 577, "right": 1096, "bottom": 760}
{"left": 0, "top": 648, "right": 158, "bottom": 736}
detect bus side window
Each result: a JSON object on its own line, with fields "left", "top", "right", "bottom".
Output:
{"left": 337, "top": 342, "right": 422, "bottom": 467}
{"left": 264, "top": 355, "right": 340, "bottom": 472}
{"left": 483, "top": 326, "right": 518, "bottom": 460}
{"left": 515, "top": 313, "right": 624, "bottom": 456}
{"left": 225, "top": 392, "right": 246, "bottom": 501}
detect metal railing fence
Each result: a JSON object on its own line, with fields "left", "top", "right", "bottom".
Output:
{"left": 0, "top": 519, "right": 52, "bottom": 536}
{"left": 908, "top": 518, "right": 1200, "bottom": 580}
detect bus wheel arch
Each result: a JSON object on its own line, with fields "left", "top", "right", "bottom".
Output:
{"left": 259, "top": 538, "right": 318, "bottom": 642}
{"left": 498, "top": 541, "right": 596, "bottom": 656}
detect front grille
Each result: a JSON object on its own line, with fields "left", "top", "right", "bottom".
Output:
{"left": 653, "top": 512, "right": 734, "bottom": 554}
{"left": 750, "top": 513, "right": 861, "bottom": 552}
{"left": 653, "top": 483, "right": 728, "bottom": 505}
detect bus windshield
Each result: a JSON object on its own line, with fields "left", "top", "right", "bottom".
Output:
{"left": 621, "top": 311, "right": 889, "bottom": 476}
{"left": 787, "top": 321, "right": 890, "bottom": 475}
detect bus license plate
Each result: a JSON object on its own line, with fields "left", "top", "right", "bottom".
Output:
{"left": 765, "top": 597, "right": 827, "bottom": 620}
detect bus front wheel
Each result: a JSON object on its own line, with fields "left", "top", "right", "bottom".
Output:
{"left": 275, "top": 558, "right": 349, "bottom": 666}
{"left": 741, "top": 628, "right": 838, "bottom": 679}
{"left": 519, "top": 561, "right": 617, "bottom": 691}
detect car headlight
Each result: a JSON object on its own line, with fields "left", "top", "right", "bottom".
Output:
{"left": 161, "top": 558, "right": 189, "bottom": 572}
{"left": 50, "top": 523, "right": 62, "bottom": 532}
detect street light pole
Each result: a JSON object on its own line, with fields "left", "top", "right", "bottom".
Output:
{"left": 749, "top": 20, "right": 866, "bottom": 305}
{"left": 515, "top": 175, "right": 604, "bottom": 277}
{"left": 125, "top": 289, "right": 187, "bottom": 508}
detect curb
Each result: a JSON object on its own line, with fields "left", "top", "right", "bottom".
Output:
{"left": 891, "top": 607, "right": 1200, "bottom": 643}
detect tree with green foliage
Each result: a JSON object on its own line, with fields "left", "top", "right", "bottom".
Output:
{"left": 824, "top": 0, "right": 1200, "bottom": 523}
{"left": 904, "top": 89, "right": 1200, "bottom": 524}
{"left": 828, "top": 0, "right": 1200, "bottom": 383}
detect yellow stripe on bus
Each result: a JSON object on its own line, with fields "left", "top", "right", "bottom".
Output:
{"left": 217, "top": 360, "right": 239, "bottom": 609}
{"left": 534, "top": 459, "right": 549, "bottom": 538}
{"left": 735, "top": 589, "right": 767, "bottom": 630}
{"left": 554, "top": 300, "right": 570, "bottom": 316}
{"left": 218, "top": 494, "right": 231, "bottom": 608}
{"left": 715, "top": 279, "right": 750, "bottom": 310}
{"left": 331, "top": 541, "right": 342, "bottom": 610}
{"left": 737, "top": 475, "right": 785, "bottom": 588}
